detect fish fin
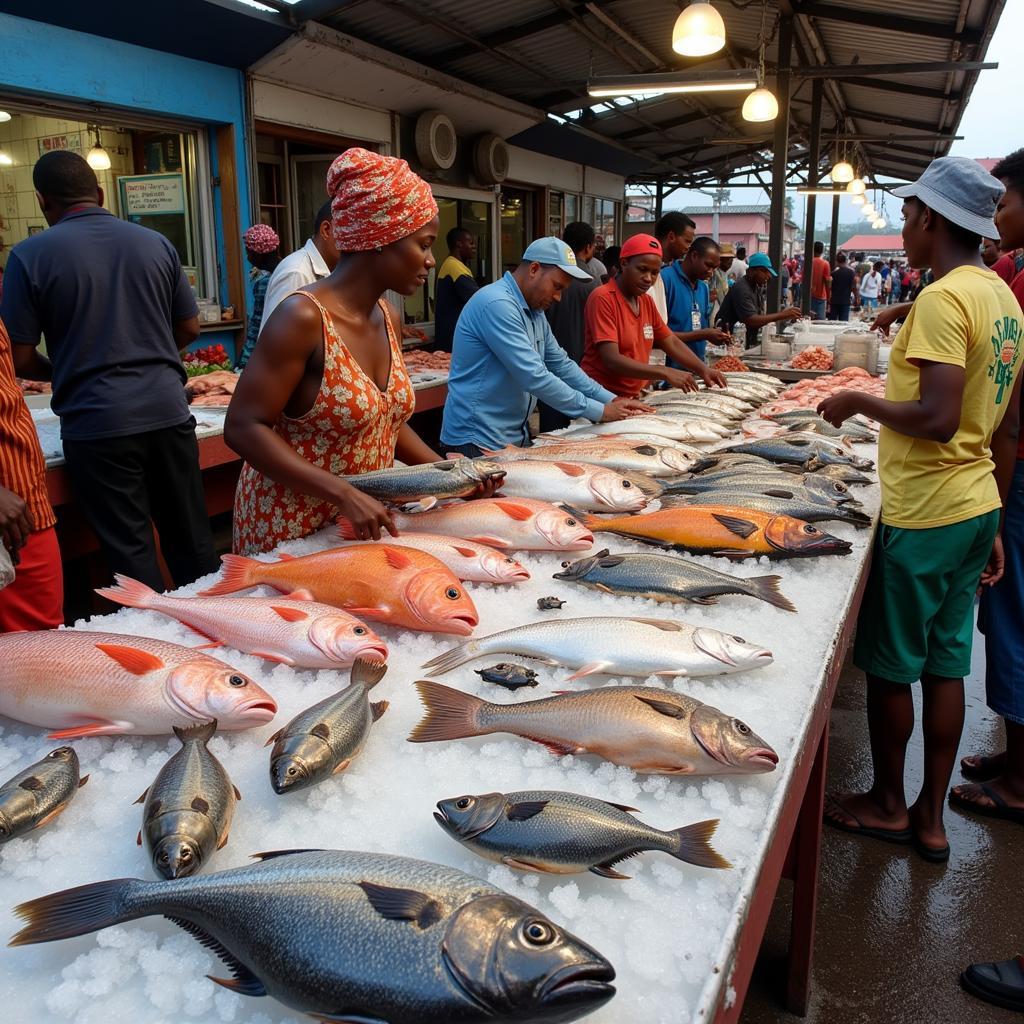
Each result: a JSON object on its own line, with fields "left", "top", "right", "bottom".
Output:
{"left": 345, "top": 606, "right": 388, "bottom": 621}
{"left": 357, "top": 881, "right": 444, "bottom": 930}
{"left": 191, "top": 797, "right": 210, "bottom": 814}
{"left": 165, "top": 919, "right": 268, "bottom": 997}
{"left": 94, "top": 574, "right": 156, "bottom": 609}
{"left": 408, "top": 681, "right": 486, "bottom": 743}
{"left": 634, "top": 695, "right": 686, "bottom": 719}
{"left": 18, "top": 776, "right": 43, "bottom": 791}
{"left": 370, "top": 700, "right": 389, "bottom": 722}
{"left": 451, "top": 545, "right": 479, "bottom": 558}
{"left": 381, "top": 546, "right": 413, "bottom": 570}
{"left": 503, "top": 857, "right": 554, "bottom": 873}
{"left": 47, "top": 721, "right": 119, "bottom": 740}
{"left": 669, "top": 819, "right": 731, "bottom": 870}
{"left": 191, "top": 641, "right": 224, "bottom": 651}
{"left": 465, "top": 535, "right": 510, "bottom": 548}
{"left": 9, "top": 878, "right": 134, "bottom": 947}
{"left": 263, "top": 728, "right": 284, "bottom": 748}
{"left": 269, "top": 605, "right": 308, "bottom": 622}
{"left": 505, "top": 800, "right": 549, "bottom": 821}
{"left": 563, "top": 662, "right": 610, "bottom": 681}
{"left": 77, "top": 774, "right": 90, "bottom": 789}
{"left": 250, "top": 651, "right": 294, "bottom": 665}
{"left": 133, "top": 788, "right": 149, "bottom": 805}
{"left": 352, "top": 657, "right": 388, "bottom": 690}
{"left": 594, "top": 583, "right": 615, "bottom": 594}
{"left": 597, "top": 554, "right": 626, "bottom": 568}
{"left": 606, "top": 801, "right": 640, "bottom": 813}
{"left": 94, "top": 643, "right": 164, "bottom": 675}
{"left": 552, "top": 462, "right": 586, "bottom": 477}
{"left": 336, "top": 516, "right": 360, "bottom": 541}
{"left": 420, "top": 641, "right": 481, "bottom": 675}
{"left": 525, "top": 735, "right": 581, "bottom": 758}
{"left": 492, "top": 501, "right": 534, "bottom": 521}
{"left": 216, "top": 832, "right": 229, "bottom": 850}
{"left": 399, "top": 497, "right": 437, "bottom": 514}
{"left": 206, "top": 972, "right": 266, "bottom": 998}
{"left": 331, "top": 759, "right": 353, "bottom": 776}
{"left": 590, "top": 861, "right": 632, "bottom": 880}
{"left": 628, "top": 617, "right": 683, "bottom": 631}
{"left": 654, "top": 669, "right": 688, "bottom": 677}
{"left": 276, "top": 552, "right": 298, "bottom": 561}
{"left": 282, "top": 588, "right": 315, "bottom": 601}
{"left": 136, "top": 830, "right": 142, "bottom": 847}
{"left": 306, "top": 1013, "right": 390, "bottom": 1024}
{"left": 233, "top": 785, "right": 242, "bottom": 801}
{"left": 32, "top": 803, "right": 71, "bottom": 829}
{"left": 713, "top": 549, "right": 755, "bottom": 561}
{"left": 710, "top": 513, "right": 759, "bottom": 539}
{"left": 172, "top": 720, "right": 217, "bottom": 744}
{"left": 198, "top": 554, "right": 260, "bottom": 596}
{"left": 249, "top": 849, "right": 323, "bottom": 861}
{"left": 760, "top": 488, "right": 797, "bottom": 498}
{"left": 743, "top": 575, "right": 797, "bottom": 612}
{"left": 310, "top": 723, "right": 331, "bottom": 741}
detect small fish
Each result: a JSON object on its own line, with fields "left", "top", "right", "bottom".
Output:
{"left": 554, "top": 549, "right": 796, "bottom": 612}
{"left": 811, "top": 463, "right": 874, "bottom": 485}
{"left": 343, "top": 458, "right": 506, "bottom": 504}
{"left": 435, "top": 790, "right": 730, "bottom": 877}
{"left": 409, "top": 681, "right": 779, "bottom": 775}
{"left": 341, "top": 498, "right": 593, "bottom": 553}
{"left": 647, "top": 390, "right": 755, "bottom": 413}
{"left": 661, "top": 491, "right": 872, "bottom": 529}
{"left": 493, "top": 459, "right": 657, "bottom": 511}
{"left": 0, "top": 631, "right": 276, "bottom": 738}
{"left": 136, "top": 719, "right": 238, "bottom": 880}
{"left": 10, "top": 850, "right": 616, "bottom": 1024}
{"left": 537, "top": 596, "right": 566, "bottom": 610}
{"left": 0, "top": 748, "right": 88, "bottom": 846}
{"left": 547, "top": 416, "right": 729, "bottom": 444}
{"left": 486, "top": 440, "right": 694, "bottom": 477}
{"left": 420, "top": 616, "right": 772, "bottom": 680}
{"left": 780, "top": 416, "right": 876, "bottom": 440}
{"left": 721, "top": 438, "right": 874, "bottom": 471}
{"left": 650, "top": 404, "right": 739, "bottom": 426}
{"left": 268, "top": 658, "right": 389, "bottom": 795}
{"left": 474, "top": 663, "right": 540, "bottom": 689}
{"left": 97, "top": 575, "right": 388, "bottom": 668}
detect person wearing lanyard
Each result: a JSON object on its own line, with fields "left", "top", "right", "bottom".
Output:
{"left": 440, "top": 237, "right": 651, "bottom": 457}
{"left": 662, "top": 236, "right": 733, "bottom": 366}
{"left": 580, "top": 234, "right": 727, "bottom": 398}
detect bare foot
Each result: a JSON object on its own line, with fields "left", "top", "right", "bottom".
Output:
{"left": 824, "top": 791, "right": 910, "bottom": 832}
{"left": 960, "top": 752, "right": 1006, "bottom": 781}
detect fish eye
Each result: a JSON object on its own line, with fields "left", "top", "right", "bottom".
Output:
{"left": 158, "top": 851, "right": 169, "bottom": 865}
{"left": 731, "top": 635, "right": 745, "bottom": 643}
{"left": 455, "top": 797, "right": 473, "bottom": 810}
{"left": 354, "top": 627, "right": 367, "bottom": 635}
{"left": 523, "top": 920, "right": 556, "bottom": 946}
{"left": 622, "top": 480, "right": 632, "bottom": 488}
{"left": 565, "top": 518, "right": 577, "bottom": 526}
{"left": 504, "top": 557, "right": 515, "bottom": 564}
{"left": 560, "top": 561, "right": 570, "bottom": 568}
{"left": 802, "top": 525, "right": 819, "bottom": 535}
{"left": 229, "top": 675, "right": 247, "bottom": 687}
{"left": 445, "top": 586, "right": 461, "bottom": 600}
{"left": 734, "top": 719, "right": 751, "bottom": 736}
{"left": 287, "top": 766, "right": 299, "bottom": 777}
{"left": 48, "top": 749, "right": 66, "bottom": 758}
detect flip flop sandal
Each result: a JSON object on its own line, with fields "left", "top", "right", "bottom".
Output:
{"left": 911, "top": 834, "right": 950, "bottom": 864}
{"left": 961, "top": 955, "right": 1024, "bottom": 1013}
{"left": 949, "top": 784, "right": 1024, "bottom": 826}
{"left": 960, "top": 754, "right": 1005, "bottom": 782}
{"left": 822, "top": 796, "right": 912, "bottom": 845}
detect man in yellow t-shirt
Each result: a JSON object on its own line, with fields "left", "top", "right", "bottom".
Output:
{"left": 818, "top": 157, "right": 1024, "bottom": 863}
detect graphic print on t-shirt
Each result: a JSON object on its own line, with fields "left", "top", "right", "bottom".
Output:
{"left": 989, "top": 314, "right": 1022, "bottom": 404}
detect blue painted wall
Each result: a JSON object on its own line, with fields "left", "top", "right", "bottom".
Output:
{"left": 1, "top": 12, "right": 254, "bottom": 359}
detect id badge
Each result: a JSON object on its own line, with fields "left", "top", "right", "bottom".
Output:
{"left": 691, "top": 309, "right": 702, "bottom": 331}
{"left": 643, "top": 324, "right": 654, "bottom": 341}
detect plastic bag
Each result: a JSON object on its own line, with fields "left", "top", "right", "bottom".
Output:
{"left": 0, "top": 544, "right": 13, "bottom": 592}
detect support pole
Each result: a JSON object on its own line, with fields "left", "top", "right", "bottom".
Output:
{"left": 767, "top": 16, "right": 793, "bottom": 313}
{"left": 800, "top": 79, "right": 823, "bottom": 316}
{"left": 654, "top": 176, "right": 664, "bottom": 222}
{"left": 830, "top": 192, "right": 841, "bottom": 264}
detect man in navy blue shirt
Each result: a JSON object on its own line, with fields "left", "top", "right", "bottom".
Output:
{"left": 0, "top": 151, "right": 219, "bottom": 591}
{"left": 662, "top": 236, "right": 732, "bottom": 364}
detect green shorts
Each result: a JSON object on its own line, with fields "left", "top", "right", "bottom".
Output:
{"left": 854, "top": 509, "right": 999, "bottom": 683}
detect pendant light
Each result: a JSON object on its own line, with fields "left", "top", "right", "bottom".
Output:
{"left": 742, "top": 2, "right": 778, "bottom": 123}
{"left": 846, "top": 176, "right": 866, "bottom": 196}
{"left": 862, "top": 203, "right": 875, "bottom": 219}
{"left": 0, "top": 111, "right": 11, "bottom": 124}
{"left": 850, "top": 194, "right": 865, "bottom": 207}
{"left": 873, "top": 217, "right": 887, "bottom": 229}
{"left": 831, "top": 150, "right": 854, "bottom": 183}
{"left": 0, "top": 152, "right": 12, "bottom": 167}
{"left": 672, "top": 1, "right": 727, "bottom": 57}
{"left": 86, "top": 126, "right": 111, "bottom": 172}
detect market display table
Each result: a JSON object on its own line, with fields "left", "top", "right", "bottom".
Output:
{"left": 0, "top": 452, "right": 879, "bottom": 1024}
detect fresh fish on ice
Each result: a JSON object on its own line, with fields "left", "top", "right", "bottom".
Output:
{"left": 492, "top": 459, "right": 657, "bottom": 511}
{"left": 486, "top": 440, "right": 694, "bottom": 477}
{"left": 661, "top": 491, "right": 872, "bottom": 528}
{"left": 545, "top": 415, "right": 729, "bottom": 443}
{"left": 343, "top": 458, "right": 506, "bottom": 504}
{"left": 0, "top": 747, "right": 87, "bottom": 846}
{"left": 474, "top": 664, "right": 540, "bottom": 689}
{"left": 537, "top": 596, "right": 566, "bottom": 610}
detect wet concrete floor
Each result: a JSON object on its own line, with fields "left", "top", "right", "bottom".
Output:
{"left": 741, "top": 622, "right": 1021, "bottom": 1024}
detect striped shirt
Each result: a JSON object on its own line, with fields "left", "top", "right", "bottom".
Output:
{"left": 0, "top": 319, "right": 54, "bottom": 531}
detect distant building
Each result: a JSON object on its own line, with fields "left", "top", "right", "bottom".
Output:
{"left": 839, "top": 234, "right": 906, "bottom": 257}
{"left": 624, "top": 204, "right": 799, "bottom": 258}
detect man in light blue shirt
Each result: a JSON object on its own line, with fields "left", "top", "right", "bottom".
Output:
{"left": 662, "top": 236, "right": 733, "bottom": 366}
{"left": 441, "top": 238, "right": 649, "bottom": 455}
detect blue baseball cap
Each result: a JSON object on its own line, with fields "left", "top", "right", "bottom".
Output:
{"left": 747, "top": 252, "right": 778, "bottom": 277}
{"left": 521, "top": 237, "right": 592, "bottom": 281}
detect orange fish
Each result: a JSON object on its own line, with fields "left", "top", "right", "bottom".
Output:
{"left": 201, "top": 545, "right": 479, "bottom": 635}
{"left": 582, "top": 506, "right": 853, "bottom": 559}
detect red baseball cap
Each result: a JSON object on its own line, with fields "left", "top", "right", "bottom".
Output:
{"left": 620, "top": 234, "right": 663, "bottom": 261}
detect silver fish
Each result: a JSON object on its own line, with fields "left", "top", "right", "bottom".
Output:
{"left": 721, "top": 438, "right": 875, "bottom": 470}
{"left": 810, "top": 463, "right": 874, "bottom": 485}
{"left": 409, "top": 681, "right": 779, "bottom": 775}
{"left": 486, "top": 441, "right": 694, "bottom": 477}
{"left": 136, "top": 719, "right": 238, "bottom": 880}
{"left": 345, "top": 459, "right": 506, "bottom": 504}
{"left": 661, "top": 474, "right": 859, "bottom": 506}
{"left": 421, "top": 616, "right": 773, "bottom": 680}
{"left": 11, "top": 849, "right": 616, "bottom": 1024}
{"left": 651, "top": 404, "right": 739, "bottom": 427}
{"left": 661, "top": 492, "right": 872, "bottom": 529}
{"left": 269, "top": 658, "right": 389, "bottom": 795}
{"left": 435, "top": 790, "right": 730, "bottom": 878}
{"left": 782, "top": 417, "right": 876, "bottom": 440}
{"left": 0, "top": 747, "right": 87, "bottom": 846}
{"left": 553, "top": 549, "right": 796, "bottom": 611}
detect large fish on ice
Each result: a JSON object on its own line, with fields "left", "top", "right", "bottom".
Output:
{"left": 493, "top": 459, "right": 658, "bottom": 511}
{"left": 0, "top": 747, "right": 88, "bottom": 846}
{"left": 661, "top": 491, "right": 872, "bottom": 529}
{"left": 0, "top": 631, "right": 276, "bottom": 737}
{"left": 486, "top": 440, "right": 694, "bottom": 477}
{"left": 343, "top": 458, "right": 506, "bottom": 504}
{"left": 10, "top": 849, "right": 616, "bottom": 1024}
{"left": 547, "top": 415, "right": 729, "bottom": 443}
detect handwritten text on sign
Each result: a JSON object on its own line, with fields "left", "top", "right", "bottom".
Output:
{"left": 120, "top": 174, "right": 185, "bottom": 216}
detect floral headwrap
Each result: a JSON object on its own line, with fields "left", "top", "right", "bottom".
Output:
{"left": 243, "top": 223, "right": 280, "bottom": 255}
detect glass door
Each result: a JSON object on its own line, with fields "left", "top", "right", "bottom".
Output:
{"left": 501, "top": 187, "right": 534, "bottom": 273}
{"left": 290, "top": 153, "right": 335, "bottom": 245}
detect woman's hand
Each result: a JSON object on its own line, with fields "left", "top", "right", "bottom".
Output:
{"left": 334, "top": 481, "right": 398, "bottom": 541}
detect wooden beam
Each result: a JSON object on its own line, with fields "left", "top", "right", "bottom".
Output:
{"left": 830, "top": 78, "right": 960, "bottom": 103}
{"left": 793, "top": 2, "right": 983, "bottom": 45}
{"left": 801, "top": 79, "right": 824, "bottom": 315}
{"left": 797, "top": 61, "right": 996, "bottom": 78}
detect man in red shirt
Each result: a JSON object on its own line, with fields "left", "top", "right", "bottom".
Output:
{"left": 0, "top": 318, "right": 63, "bottom": 630}
{"left": 809, "top": 240, "right": 831, "bottom": 319}
{"left": 580, "top": 234, "right": 726, "bottom": 397}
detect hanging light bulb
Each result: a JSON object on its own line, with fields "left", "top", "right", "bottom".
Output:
{"left": 86, "top": 126, "right": 111, "bottom": 172}
{"left": 831, "top": 159, "right": 854, "bottom": 184}
{"left": 862, "top": 202, "right": 876, "bottom": 218}
{"left": 0, "top": 111, "right": 11, "bottom": 124}
{"left": 847, "top": 177, "right": 866, "bottom": 195}
{"left": 672, "top": 2, "right": 727, "bottom": 57}
{"left": 742, "top": 87, "right": 779, "bottom": 123}
{"left": 873, "top": 217, "right": 886, "bottom": 229}
{"left": 850, "top": 194, "right": 865, "bottom": 207}
{"left": 0, "top": 152, "right": 12, "bottom": 167}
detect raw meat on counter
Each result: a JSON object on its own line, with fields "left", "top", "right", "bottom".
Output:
{"left": 790, "top": 346, "right": 833, "bottom": 370}
{"left": 403, "top": 349, "right": 451, "bottom": 373}
{"left": 16, "top": 378, "right": 51, "bottom": 394}
{"left": 184, "top": 369, "right": 238, "bottom": 406}
{"left": 759, "top": 367, "right": 886, "bottom": 417}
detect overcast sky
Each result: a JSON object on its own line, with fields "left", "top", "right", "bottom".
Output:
{"left": 661, "top": 4, "right": 1021, "bottom": 231}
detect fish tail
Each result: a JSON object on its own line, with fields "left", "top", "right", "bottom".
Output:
{"left": 336, "top": 516, "right": 360, "bottom": 541}
{"left": 94, "top": 574, "right": 157, "bottom": 609}
{"left": 9, "top": 878, "right": 142, "bottom": 946}
{"left": 172, "top": 719, "right": 217, "bottom": 744}
{"left": 420, "top": 640, "right": 481, "bottom": 675}
{"left": 351, "top": 657, "right": 388, "bottom": 690}
{"left": 743, "top": 575, "right": 797, "bottom": 613}
{"left": 667, "top": 819, "right": 731, "bottom": 870}
{"left": 408, "top": 681, "right": 487, "bottom": 743}
{"left": 580, "top": 512, "right": 605, "bottom": 533}
{"left": 198, "top": 555, "right": 261, "bottom": 596}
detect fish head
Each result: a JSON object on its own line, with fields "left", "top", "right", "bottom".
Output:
{"left": 690, "top": 704, "right": 779, "bottom": 774}
{"left": 434, "top": 791, "right": 506, "bottom": 840}
{"left": 802, "top": 477, "right": 854, "bottom": 503}
{"left": 44, "top": 746, "right": 79, "bottom": 769}
{"left": 692, "top": 628, "right": 774, "bottom": 672}
{"left": 152, "top": 834, "right": 204, "bottom": 879}
{"left": 405, "top": 569, "right": 479, "bottom": 635}
{"left": 589, "top": 471, "right": 649, "bottom": 512}
{"left": 166, "top": 660, "right": 278, "bottom": 730}
{"left": 551, "top": 552, "right": 599, "bottom": 582}
{"left": 482, "top": 551, "right": 531, "bottom": 583}
{"left": 442, "top": 893, "right": 615, "bottom": 1022}
{"left": 763, "top": 516, "right": 853, "bottom": 557}
{"left": 270, "top": 752, "right": 316, "bottom": 794}
{"left": 659, "top": 448, "right": 693, "bottom": 474}
{"left": 534, "top": 510, "right": 594, "bottom": 551}
{"left": 308, "top": 614, "right": 389, "bottom": 665}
